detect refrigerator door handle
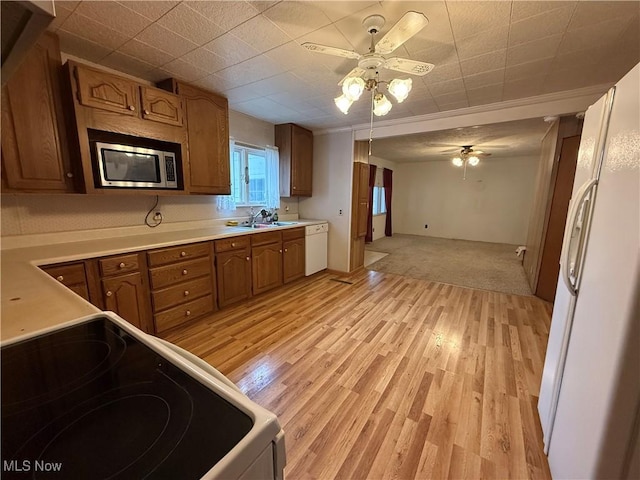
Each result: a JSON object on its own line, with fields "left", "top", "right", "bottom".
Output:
{"left": 561, "top": 178, "right": 598, "bottom": 295}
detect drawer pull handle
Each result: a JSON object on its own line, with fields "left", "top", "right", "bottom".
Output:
{"left": 128, "top": 105, "right": 135, "bottom": 111}
{"left": 184, "top": 290, "right": 190, "bottom": 296}
{"left": 106, "top": 291, "right": 113, "bottom": 297}
{"left": 119, "top": 262, "right": 125, "bottom": 269}
{"left": 182, "top": 269, "right": 188, "bottom": 275}
{"left": 180, "top": 251, "right": 187, "bottom": 257}
{"left": 185, "top": 310, "right": 191, "bottom": 316}
{"left": 231, "top": 242, "right": 236, "bottom": 247}
{"left": 56, "top": 275, "right": 64, "bottom": 282}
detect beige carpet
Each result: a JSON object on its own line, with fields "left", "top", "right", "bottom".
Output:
{"left": 366, "top": 234, "right": 532, "bottom": 296}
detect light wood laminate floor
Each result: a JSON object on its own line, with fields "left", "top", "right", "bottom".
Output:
{"left": 165, "top": 270, "right": 553, "bottom": 479}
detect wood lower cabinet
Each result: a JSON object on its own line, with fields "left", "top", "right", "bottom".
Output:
{"left": 283, "top": 228, "right": 305, "bottom": 284}
{"left": 1, "top": 33, "right": 74, "bottom": 192}
{"left": 41, "top": 261, "right": 90, "bottom": 301}
{"left": 92, "top": 252, "right": 154, "bottom": 334}
{"left": 276, "top": 123, "right": 313, "bottom": 197}
{"left": 146, "top": 242, "right": 216, "bottom": 334}
{"left": 251, "top": 231, "right": 283, "bottom": 295}
{"left": 215, "top": 237, "right": 252, "bottom": 307}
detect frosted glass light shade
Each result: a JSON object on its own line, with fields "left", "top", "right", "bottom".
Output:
{"left": 334, "top": 94, "right": 353, "bottom": 114}
{"left": 468, "top": 155, "right": 480, "bottom": 166}
{"left": 452, "top": 157, "right": 463, "bottom": 167}
{"left": 342, "top": 77, "right": 365, "bottom": 101}
{"left": 388, "top": 78, "right": 412, "bottom": 103}
{"left": 373, "top": 94, "right": 392, "bottom": 116}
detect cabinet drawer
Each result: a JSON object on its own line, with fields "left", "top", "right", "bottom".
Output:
{"left": 147, "top": 242, "right": 211, "bottom": 267}
{"left": 149, "top": 257, "right": 212, "bottom": 289}
{"left": 215, "top": 236, "right": 250, "bottom": 253}
{"left": 154, "top": 295, "right": 214, "bottom": 333}
{"left": 251, "top": 231, "right": 282, "bottom": 247}
{"left": 282, "top": 227, "right": 305, "bottom": 241}
{"left": 43, "top": 263, "right": 86, "bottom": 286}
{"left": 151, "top": 276, "right": 212, "bottom": 312}
{"left": 99, "top": 254, "right": 139, "bottom": 276}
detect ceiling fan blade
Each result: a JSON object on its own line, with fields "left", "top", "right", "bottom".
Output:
{"left": 383, "top": 57, "right": 434, "bottom": 76}
{"left": 338, "top": 67, "right": 366, "bottom": 86}
{"left": 375, "top": 11, "right": 429, "bottom": 54}
{"left": 301, "top": 42, "right": 361, "bottom": 59}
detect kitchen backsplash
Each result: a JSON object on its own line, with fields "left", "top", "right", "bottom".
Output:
{"left": 1, "top": 194, "right": 298, "bottom": 237}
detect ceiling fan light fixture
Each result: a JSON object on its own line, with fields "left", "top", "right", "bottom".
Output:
{"left": 388, "top": 78, "right": 412, "bottom": 103}
{"left": 452, "top": 157, "right": 463, "bottom": 167}
{"left": 373, "top": 93, "right": 392, "bottom": 116}
{"left": 334, "top": 94, "right": 353, "bottom": 114}
{"left": 468, "top": 155, "right": 480, "bottom": 166}
{"left": 342, "top": 76, "right": 366, "bottom": 101}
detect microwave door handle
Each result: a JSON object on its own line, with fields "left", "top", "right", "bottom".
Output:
{"left": 561, "top": 178, "right": 597, "bottom": 295}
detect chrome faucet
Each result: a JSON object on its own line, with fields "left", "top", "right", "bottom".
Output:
{"left": 248, "top": 208, "right": 270, "bottom": 226}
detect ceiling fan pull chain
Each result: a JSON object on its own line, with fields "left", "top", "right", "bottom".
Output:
{"left": 369, "top": 88, "right": 375, "bottom": 156}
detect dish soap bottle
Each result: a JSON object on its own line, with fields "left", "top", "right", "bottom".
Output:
{"left": 272, "top": 209, "right": 279, "bottom": 222}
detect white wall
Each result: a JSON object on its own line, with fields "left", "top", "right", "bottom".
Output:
{"left": 299, "top": 130, "right": 354, "bottom": 273}
{"left": 393, "top": 156, "right": 538, "bottom": 245}
{"left": 1, "top": 108, "right": 298, "bottom": 237}
{"left": 368, "top": 155, "right": 396, "bottom": 241}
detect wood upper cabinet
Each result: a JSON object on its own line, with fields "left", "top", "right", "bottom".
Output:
{"left": 283, "top": 228, "right": 305, "bottom": 284}
{"left": 1, "top": 33, "right": 74, "bottom": 192}
{"left": 140, "top": 86, "right": 183, "bottom": 126}
{"left": 276, "top": 123, "right": 313, "bottom": 197}
{"left": 75, "top": 65, "right": 139, "bottom": 116}
{"left": 159, "top": 79, "right": 230, "bottom": 194}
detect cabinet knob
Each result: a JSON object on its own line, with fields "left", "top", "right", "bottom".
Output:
{"left": 144, "top": 109, "right": 150, "bottom": 115}
{"left": 246, "top": 256, "right": 250, "bottom": 261}
{"left": 66, "top": 172, "right": 74, "bottom": 178}
{"left": 180, "top": 251, "right": 187, "bottom": 257}
{"left": 279, "top": 249, "right": 282, "bottom": 253}
{"left": 184, "top": 290, "right": 190, "bottom": 296}
{"left": 106, "top": 291, "right": 113, "bottom": 297}
{"left": 231, "top": 242, "right": 236, "bottom": 247}
{"left": 119, "top": 262, "right": 125, "bottom": 269}
{"left": 284, "top": 249, "right": 288, "bottom": 252}
{"left": 185, "top": 310, "right": 191, "bottom": 316}
{"left": 182, "top": 269, "right": 188, "bottom": 275}
{"left": 56, "top": 275, "right": 64, "bottom": 282}
{"left": 128, "top": 105, "right": 135, "bottom": 111}
{"left": 293, "top": 186, "right": 297, "bottom": 190}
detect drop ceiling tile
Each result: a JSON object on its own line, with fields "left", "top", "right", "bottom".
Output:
{"left": 436, "top": 99, "right": 470, "bottom": 112}
{"left": 314, "top": 1, "right": 377, "bottom": 22}
{"left": 75, "top": 2, "right": 151, "bottom": 37}
{"left": 460, "top": 49, "right": 506, "bottom": 76}
{"left": 551, "top": 46, "right": 607, "bottom": 72}
{"left": 408, "top": 98, "right": 440, "bottom": 116}
{"left": 223, "top": 83, "right": 264, "bottom": 103}
{"left": 427, "top": 77, "right": 465, "bottom": 97}
{"left": 230, "top": 15, "right": 292, "bottom": 53}
{"left": 100, "top": 51, "right": 156, "bottom": 78}
{"left": 118, "top": 1, "right": 179, "bottom": 22}
{"left": 57, "top": 30, "right": 113, "bottom": 62}
{"left": 249, "top": 1, "right": 280, "bottom": 13}
{"left": 455, "top": 25, "right": 509, "bottom": 60}
{"left": 511, "top": 1, "right": 576, "bottom": 22}
{"left": 56, "top": 1, "right": 80, "bottom": 9}
{"left": 262, "top": 1, "right": 333, "bottom": 40}
{"left": 136, "top": 24, "right": 199, "bottom": 58}
{"left": 118, "top": 39, "right": 175, "bottom": 67}
{"left": 181, "top": 48, "right": 228, "bottom": 74}
{"left": 264, "top": 41, "right": 312, "bottom": 70}
{"left": 192, "top": 74, "right": 236, "bottom": 93}
{"left": 246, "top": 72, "right": 309, "bottom": 97}
{"left": 157, "top": 3, "right": 225, "bottom": 46}
{"left": 506, "top": 34, "right": 562, "bottom": 66}
{"left": 185, "top": 1, "right": 260, "bottom": 30}
{"left": 423, "top": 61, "right": 463, "bottom": 84}
{"left": 557, "top": 17, "right": 631, "bottom": 55}
{"left": 217, "top": 54, "right": 286, "bottom": 86}
{"left": 502, "top": 75, "right": 546, "bottom": 100}
{"left": 568, "top": 1, "right": 640, "bottom": 30}
{"left": 504, "top": 57, "right": 553, "bottom": 82}
{"left": 403, "top": 38, "right": 458, "bottom": 66}
{"left": 446, "top": 1, "right": 512, "bottom": 40}
{"left": 543, "top": 66, "right": 603, "bottom": 93}
{"left": 463, "top": 69, "right": 505, "bottom": 90}
{"left": 508, "top": 6, "right": 574, "bottom": 47}
{"left": 204, "top": 33, "right": 260, "bottom": 67}
{"left": 433, "top": 90, "right": 468, "bottom": 107}
{"left": 48, "top": 5, "right": 74, "bottom": 31}
{"left": 59, "top": 12, "right": 129, "bottom": 50}
{"left": 162, "top": 58, "right": 209, "bottom": 82}
{"left": 466, "top": 84, "right": 503, "bottom": 106}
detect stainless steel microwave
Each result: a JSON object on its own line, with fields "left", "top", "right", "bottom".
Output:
{"left": 95, "top": 142, "right": 178, "bottom": 189}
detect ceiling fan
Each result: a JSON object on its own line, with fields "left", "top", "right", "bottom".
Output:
{"left": 301, "top": 11, "right": 435, "bottom": 116}
{"left": 448, "top": 146, "right": 491, "bottom": 179}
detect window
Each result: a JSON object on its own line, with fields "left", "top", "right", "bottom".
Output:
{"left": 231, "top": 145, "right": 268, "bottom": 206}
{"left": 373, "top": 186, "right": 386, "bottom": 215}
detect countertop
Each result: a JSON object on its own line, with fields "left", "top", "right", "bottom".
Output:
{"left": 1, "top": 219, "right": 327, "bottom": 342}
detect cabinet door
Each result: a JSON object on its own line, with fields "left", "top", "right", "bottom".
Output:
{"left": 283, "top": 238, "right": 305, "bottom": 284}
{"left": 42, "top": 262, "right": 90, "bottom": 301}
{"left": 102, "top": 272, "right": 154, "bottom": 334}
{"left": 291, "top": 125, "right": 313, "bottom": 196}
{"left": 252, "top": 243, "right": 283, "bottom": 295}
{"left": 75, "top": 64, "right": 139, "bottom": 115}
{"left": 1, "top": 33, "right": 73, "bottom": 191}
{"left": 140, "top": 86, "right": 183, "bottom": 126}
{"left": 216, "top": 248, "right": 251, "bottom": 307}
{"left": 177, "top": 82, "right": 230, "bottom": 194}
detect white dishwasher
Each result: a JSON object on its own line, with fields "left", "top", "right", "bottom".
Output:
{"left": 305, "top": 223, "right": 328, "bottom": 276}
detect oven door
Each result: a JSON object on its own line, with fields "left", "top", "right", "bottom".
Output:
{"left": 96, "top": 142, "right": 166, "bottom": 188}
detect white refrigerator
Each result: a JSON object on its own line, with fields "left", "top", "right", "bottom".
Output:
{"left": 537, "top": 62, "right": 640, "bottom": 479}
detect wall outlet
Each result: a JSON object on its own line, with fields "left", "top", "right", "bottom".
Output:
{"left": 154, "top": 212, "right": 162, "bottom": 221}
{"left": 424, "top": 224, "right": 428, "bottom": 229}
{"left": 339, "top": 209, "right": 343, "bottom": 216}
{"left": 285, "top": 206, "right": 290, "bottom": 212}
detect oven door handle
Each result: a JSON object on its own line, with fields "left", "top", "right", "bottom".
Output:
{"left": 152, "top": 336, "right": 243, "bottom": 394}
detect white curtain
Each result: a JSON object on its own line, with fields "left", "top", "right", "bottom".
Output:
{"left": 264, "top": 145, "right": 280, "bottom": 210}
{"left": 216, "top": 137, "right": 236, "bottom": 211}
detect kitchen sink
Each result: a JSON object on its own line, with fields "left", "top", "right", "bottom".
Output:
{"left": 235, "top": 221, "right": 298, "bottom": 229}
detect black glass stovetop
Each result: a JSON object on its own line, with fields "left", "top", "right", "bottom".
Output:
{"left": 1, "top": 317, "right": 253, "bottom": 479}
